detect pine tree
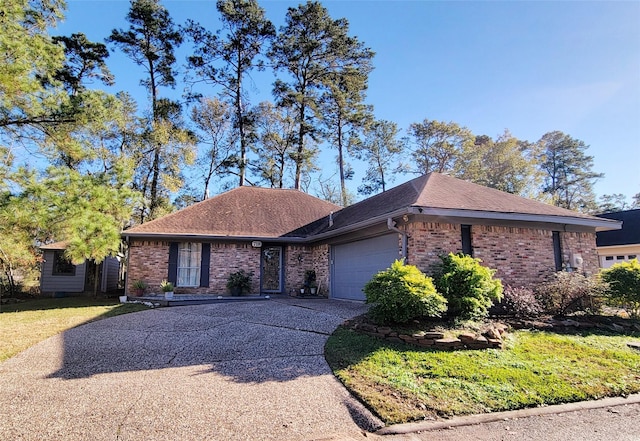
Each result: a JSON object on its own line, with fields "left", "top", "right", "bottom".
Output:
{"left": 538, "top": 131, "right": 603, "bottom": 212}
{"left": 269, "top": 1, "right": 371, "bottom": 190}
{"left": 186, "top": 0, "right": 274, "bottom": 187}
{"left": 355, "top": 120, "right": 406, "bottom": 195}
{"left": 108, "top": 0, "right": 192, "bottom": 221}
{"left": 250, "top": 101, "right": 297, "bottom": 188}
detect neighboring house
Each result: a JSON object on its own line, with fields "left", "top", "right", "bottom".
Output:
{"left": 596, "top": 209, "right": 640, "bottom": 268}
{"left": 40, "top": 242, "right": 121, "bottom": 296}
{"left": 123, "top": 173, "right": 621, "bottom": 301}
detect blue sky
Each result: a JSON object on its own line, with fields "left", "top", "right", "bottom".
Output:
{"left": 57, "top": 0, "right": 640, "bottom": 203}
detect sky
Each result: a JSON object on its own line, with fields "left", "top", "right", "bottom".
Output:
{"left": 55, "top": 0, "right": 640, "bottom": 203}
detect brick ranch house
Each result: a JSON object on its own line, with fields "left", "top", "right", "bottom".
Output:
{"left": 123, "top": 172, "right": 621, "bottom": 301}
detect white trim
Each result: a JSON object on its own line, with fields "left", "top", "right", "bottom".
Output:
{"left": 597, "top": 244, "right": 640, "bottom": 252}
{"left": 408, "top": 207, "right": 621, "bottom": 231}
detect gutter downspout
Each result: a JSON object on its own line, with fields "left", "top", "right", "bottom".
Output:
{"left": 387, "top": 218, "right": 408, "bottom": 262}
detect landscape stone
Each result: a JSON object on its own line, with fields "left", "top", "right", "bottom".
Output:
{"left": 484, "top": 327, "right": 502, "bottom": 340}
{"left": 627, "top": 342, "right": 640, "bottom": 351}
{"left": 458, "top": 332, "right": 477, "bottom": 342}
{"left": 488, "top": 338, "right": 503, "bottom": 348}
{"left": 610, "top": 323, "right": 625, "bottom": 333}
{"left": 435, "top": 338, "right": 463, "bottom": 349}
{"left": 360, "top": 323, "right": 377, "bottom": 333}
{"left": 416, "top": 339, "right": 435, "bottom": 347}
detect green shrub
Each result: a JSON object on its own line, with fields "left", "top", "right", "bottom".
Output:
{"left": 435, "top": 253, "right": 503, "bottom": 320}
{"left": 226, "top": 269, "right": 253, "bottom": 295}
{"left": 601, "top": 259, "right": 640, "bottom": 318}
{"left": 364, "top": 259, "right": 447, "bottom": 325}
{"left": 535, "top": 271, "right": 605, "bottom": 315}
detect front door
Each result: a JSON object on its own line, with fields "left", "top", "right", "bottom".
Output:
{"left": 261, "top": 246, "right": 283, "bottom": 293}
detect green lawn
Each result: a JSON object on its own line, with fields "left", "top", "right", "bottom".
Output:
{"left": 325, "top": 327, "right": 640, "bottom": 424}
{"left": 0, "top": 297, "right": 150, "bottom": 362}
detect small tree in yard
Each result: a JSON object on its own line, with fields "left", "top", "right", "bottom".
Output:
{"left": 601, "top": 259, "right": 640, "bottom": 318}
{"left": 435, "top": 253, "right": 503, "bottom": 321}
{"left": 364, "top": 260, "right": 447, "bottom": 325}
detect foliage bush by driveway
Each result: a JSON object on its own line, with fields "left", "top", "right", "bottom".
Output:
{"left": 435, "top": 253, "right": 503, "bottom": 320}
{"left": 364, "top": 260, "right": 447, "bottom": 324}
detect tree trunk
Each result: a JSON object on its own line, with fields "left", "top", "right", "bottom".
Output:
{"left": 236, "top": 49, "right": 246, "bottom": 187}
{"left": 93, "top": 261, "right": 100, "bottom": 297}
{"left": 337, "top": 120, "right": 347, "bottom": 206}
{"left": 294, "top": 103, "right": 305, "bottom": 190}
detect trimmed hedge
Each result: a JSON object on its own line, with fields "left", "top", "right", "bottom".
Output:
{"left": 435, "top": 253, "right": 503, "bottom": 320}
{"left": 364, "top": 259, "right": 447, "bottom": 324}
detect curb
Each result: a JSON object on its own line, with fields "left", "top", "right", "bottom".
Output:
{"left": 376, "top": 393, "right": 640, "bottom": 436}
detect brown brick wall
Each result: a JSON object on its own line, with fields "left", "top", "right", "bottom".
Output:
{"left": 471, "top": 226, "right": 555, "bottom": 287}
{"left": 208, "top": 242, "right": 261, "bottom": 295}
{"left": 127, "top": 226, "right": 598, "bottom": 296}
{"left": 128, "top": 240, "right": 331, "bottom": 296}
{"left": 127, "top": 240, "right": 261, "bottom": 295}
{"left": 311, "top": 244, "right": 330, "bottom": 296}
{"left": 560, "top": 231, "right": 599, "bottom": 276}
{"left": 406, "top": 222, "right": 599, "bottom": 289}
{"left": 127, "top": 240, "right": 169, "bottom": 294}
{"left": 406, "top": 222, "right": 463, "bottom": 273}
{"left": 283, "top": 244, "right": 329, "bottom": 296}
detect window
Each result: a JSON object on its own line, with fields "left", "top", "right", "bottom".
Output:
{"left": 605, "top": 256, "right": 614, "bottom": 261}
{"left": 629, "top": 255, "right": 637, "bottom": 260}
{"left": 617, "top": 256, "right": 625, "bottom": 260}
{"left": 461, "top": 225, "right": 473, "bottom": 256}
{"left": 552, "top": 232, "right": 562, "bottom": 271}
{"left": 177, "top": 243, "right": 201, "bottom": 287}
{"left": 53, "top": 251, "right": 75, "bottom": 275}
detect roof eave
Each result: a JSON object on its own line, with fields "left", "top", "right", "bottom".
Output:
{"left": 305, "top": 208, "right": 412, "bottom": 242}
{"left": 408, "top": 206, "right": 622, "bottom": 231}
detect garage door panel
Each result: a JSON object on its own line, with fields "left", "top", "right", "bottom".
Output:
{"left": 332, "top": 234, "right": 400, "bottom": 301}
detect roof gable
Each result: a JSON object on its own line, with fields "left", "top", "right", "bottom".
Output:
{"left": 302, "top": 173, "right": 607, "bottom": 236}
{"left": 414, "top": 173, "right": 599, "bottom": 218}
{"left": 124, "top": 187, "right": 340, "bottom": 238}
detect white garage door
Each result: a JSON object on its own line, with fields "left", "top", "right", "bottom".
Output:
{"left": 331, "top": 234, "right": 400, "bottom": 301}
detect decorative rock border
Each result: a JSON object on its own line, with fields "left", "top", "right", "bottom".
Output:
{"left": 509, "top": 316, "right": 640, "bottom": 334}
{"left": 342, "top": 320, "right": 507, "bottom": 350}
{"left": 342, "top": 314, "right": 640, "bottom": 351}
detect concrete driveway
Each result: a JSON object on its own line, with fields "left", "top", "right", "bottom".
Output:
{"left": 0, "top": 298, "right": 382, "bottom": 440}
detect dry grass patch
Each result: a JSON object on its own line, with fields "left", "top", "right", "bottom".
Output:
{"left": 0, "top": 297, "right": 149, "bottom": 361}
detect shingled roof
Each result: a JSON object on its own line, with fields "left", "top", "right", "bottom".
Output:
{"left": 124, "top": 173, "right": 620, "bottom": 241}
{"left": 596, "top": 209, "right": 640, "bottom": 247}
{"left": 124, "top": 187, "right": 340, "bottom": 239}
{"left": 293, "top": 173, "right": 619, "bottom": 237}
